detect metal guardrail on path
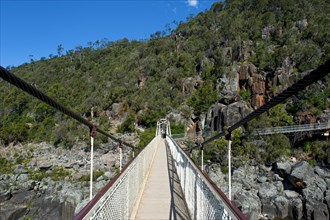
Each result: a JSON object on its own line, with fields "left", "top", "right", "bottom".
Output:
{"left": 255, "top": 120, "right": 330, "bottom": 135}
{"left": 166, "top": 136, "right": 247, "bottom": 220}
{"left": 74, "top": 136, "right": 160, "bottom": 220}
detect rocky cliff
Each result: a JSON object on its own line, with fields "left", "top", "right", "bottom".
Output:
{"left": 0, "top": 140, "right": 133, "bottom": 219}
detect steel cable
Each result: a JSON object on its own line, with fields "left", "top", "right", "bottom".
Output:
{"left": 0, "top": 66, "right": 135, "bottom": 149}
{"left": 203, "top": 60, "right": 330, "bottom": 146}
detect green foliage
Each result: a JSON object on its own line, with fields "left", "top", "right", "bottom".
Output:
{"left": 29, "top": 166, "right": 71, "bottom": 181}
{"left": 203, "top": 136, "right": 227, "bottom": 163}
{"left": 79, "top": 169, "right": 104, "bottom": 182}
{"left": 188, "top": 81, "right": 218, "bottom": 114}
{"left": 239, "top": 89, "right": 251, "bottom": 103}
{"left": 303, "top": 141, "right": 312, "bottom": 153}
{"left": 308, "top": 141, "right": 330, "bottom": 164}
{"left": 170, "top": 122, "right": 184, "bottom": 135}
{"left": 0, "top": 157, "right": 14, "bottom": 173}
{"left": 137, "top": 127, "right": 156, "bottom": 150}
{"left": 261, "top": 134, "right": 291, "bottom": 163}
{"left": 117, "top": 112, "right": 136, "bottom": 133}
{"left": 287, "top": 79, "right": 330, "bottom": 116}
{"left": 268, "top": 104, "right": 294, "bottom": 127}
{"left": 0, "top": 0, "right": 328, "bottom": 156}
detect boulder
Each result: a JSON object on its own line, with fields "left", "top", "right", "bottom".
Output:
{"left": 110, "top": 103, "right": 125, "bottom": 118}
{"left": 274, "top": 196, "right": 289, "bottom": 219}
{"left": 16, "top": 174, "right": 29, "bottom": 182}
{"left": 63, "top": 189, "right": 84, "bottom": 206}
{"left": 38, "top": 161, "right": 53, "bottom": 170}
{"left": 0, "top": 203, "right": 27, "bottom": 220}
{"left": 103, "top": 171, "right": 113, "bottom": 180}
{"left": 290, "top": 161, "right": 315, "bottom": 182}
{"left": 231, "top": 182, "right": 243, "bottom": 198}
{"left": 95, "top": 180, "right": 107, "bottom": 192}
{"left": 220, "top": 90, "right": 239, "bottom": 104}
{"left": 273, "top": 174, "right": 284, "bottom": 181}
{"left": 326, "top": 178, "right": 330, "bottom": 188}
{"left": 306, "top": 201, "right": 329, "bottom": 220}
{"left": 290, "top": 197, "right": 303, "bottom": 220}
{"left": 232, "top": 165, "right": 257, "bottom": 190}
{"left": 29, "top": 196, "right": 75, "bottom": 220}
{"left": 258, "top": 182, "right": 278, "bottom": 200}
{"left": 257, "top": 176, "right": 268, "bottom": 183}
{"left": 0, "top": 190, "right": 12, "bottom": 202}
{"left": 10, "top": 190, "right": 36, "bottom": 204}
{"left": 222, "top": 101, "right": 252, "bottom": 127}
{"left": 276, "top": 161, "right": 292, "bottom": 175}
{"left": 233, "top": 190, "right": 261, "bottom": 219}
{"left": 325, "top": 190, "right": 330, "bottom": 211}
{"left": 284, "top": 190, "right": 299, "bottom": 199}
{"left": 13, "top": 167, "right": 28, "bottom": 174}
{"left": 314, "top": 166, "right": 330, "bottom": 178}
{"left": 261, "top": 202, "right": 277, "bottom": 219}
{"left": 303, "top": 187, "right": 324, "bottom": 202}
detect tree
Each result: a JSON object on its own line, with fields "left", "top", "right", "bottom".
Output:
{"left": 57, "top": 44, "right": 64, "bottom": 56}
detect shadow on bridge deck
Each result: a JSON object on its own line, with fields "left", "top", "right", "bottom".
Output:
{"left": 133, "top": 139, "right": 191, "bottom": 220}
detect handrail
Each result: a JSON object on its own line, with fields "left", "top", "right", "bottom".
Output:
{"left": 166, "top": 136, "right": 247, "bottom": 220}
{"left": 0, "top": 66, "right": 135, "bottom": 150}
{"left": 74, "top": 136, "right": 160, "bottom": 219}
{"left": 255, "top": 121, "right": 330, "bottom": 135}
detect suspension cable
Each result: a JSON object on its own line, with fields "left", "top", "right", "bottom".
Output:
{"left": 203, "top": 60, "right": 330, "bottom": 146}
{"left": 0, "top": 66, "right": 135, "bottom": 150}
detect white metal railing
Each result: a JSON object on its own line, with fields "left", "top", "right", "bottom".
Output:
{"left": 255, "top": 120, "right": 330, "bottom": 135}
{"left": 166, "top": 136, "right": 246, "bottom": 220}
{"left": 75, "top": 136, "right": 160, "bottom": 220}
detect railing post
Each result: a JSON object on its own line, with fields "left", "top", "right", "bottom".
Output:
{"left": 201, "top": 146, "right": 204, "bottom": 171}
{"left": 226, "top": 133, "right": 232, "bottom": 201}
{"left": 119, "top": 143, "right": 123, "bottom": 173}
{"left": 90, "top": 125, "right": 97, "bottom": 201}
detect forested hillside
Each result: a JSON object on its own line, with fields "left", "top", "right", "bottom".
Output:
{"left": 1, "top": 0, "right": 329, "bottom": 162}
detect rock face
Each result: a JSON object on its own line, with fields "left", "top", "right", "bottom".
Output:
{"left": 205, "top": 101, "right": 252, "bottom": 133}
{"left": 0, "top": 141, "right": 129, "bottom": 220}
{"left": 233, "top": 190, "right": 261, "bottom": 220}
{"left": 182, "top": 76, "right": 203, "bottom": 95}
{"left": 207, "top": 159, "right": 330, "bottom": 220}
{"left": 206, "top": 103, "right": 226, "bottom": 133}
{"left": 204, "top": 58, "right": 300, "bottom": 134}
{"left": 222, "top": 101, "right": 252, "bottom": 127}
{"left": 288, "top": 161, "right": 315, "bottom": 190}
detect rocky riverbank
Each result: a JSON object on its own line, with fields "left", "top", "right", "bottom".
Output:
{"left": 207, "top": 158, "right": 330, "bottom": 220}
{"left": 0, "top": 139, "right": 134, "bottom": 219}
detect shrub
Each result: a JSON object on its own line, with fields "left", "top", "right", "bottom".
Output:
{"left": 137, "top": 127, "right": 156, "bottom": 150}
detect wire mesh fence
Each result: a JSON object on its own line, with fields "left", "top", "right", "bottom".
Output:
{"left": 77, "top": 136, "right": 159, "bottom": 219}
{"left": 166, "top": 136, "right": 246, "bottom": 220}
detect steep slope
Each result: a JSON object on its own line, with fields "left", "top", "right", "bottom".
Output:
{"left": 1, "top": 0, "right": 329, "bottom": 156}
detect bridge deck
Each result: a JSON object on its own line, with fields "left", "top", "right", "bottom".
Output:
{"left": 134, "top": 139, "right": 191, "bottom": 220}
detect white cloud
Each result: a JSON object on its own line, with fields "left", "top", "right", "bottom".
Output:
{"left": 172, "top": 7, "right": 177, "bottom": 14}
{"left": 187, "top": 0, "right": 198, "bottom": 7}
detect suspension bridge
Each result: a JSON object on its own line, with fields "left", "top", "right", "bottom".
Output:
{"left": 255, "top": 120, "right": 330, "bottom": 135}
{"left": 0, "top": 60, "right": 329, "bottom": 220}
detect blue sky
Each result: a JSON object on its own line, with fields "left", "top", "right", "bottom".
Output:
{"left": 0, "top": 0, "right": 219, "bottom": 68}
